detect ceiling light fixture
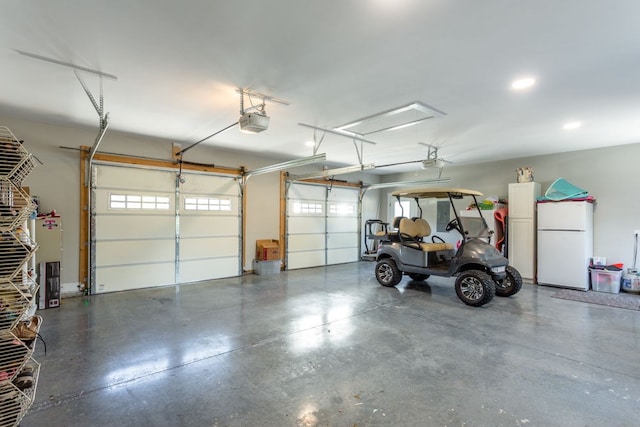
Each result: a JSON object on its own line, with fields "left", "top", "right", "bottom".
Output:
{"left": 511, "top": 77, "right": 536, "bottom": 90}
{"left": 563, "top": 121, "right": 582, "bottom": 130}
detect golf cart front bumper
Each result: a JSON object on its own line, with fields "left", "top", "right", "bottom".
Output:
{"left": 489, "top": 265, "right": 507, "bottom": 280}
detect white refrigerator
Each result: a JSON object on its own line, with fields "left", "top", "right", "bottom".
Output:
{"left": 537, "top": 201, "right": 593, "bottom": 290}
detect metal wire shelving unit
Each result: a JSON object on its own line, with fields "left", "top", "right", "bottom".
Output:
{"left": 0, "top": 126, "right": 41, "bottom": 427}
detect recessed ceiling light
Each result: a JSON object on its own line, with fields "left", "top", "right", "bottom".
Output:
{"left": 511, "top": 77, "right": 536, "bottom": 90}
{"left": 304, "top": 140, "right": 315, "bottom": 147}
{"left": 563, "top": 121, "right": 582, "bottom": 130}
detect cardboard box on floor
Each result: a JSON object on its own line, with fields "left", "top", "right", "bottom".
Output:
{"left": 256, "top": 239, "right": 280, "bottom": 261}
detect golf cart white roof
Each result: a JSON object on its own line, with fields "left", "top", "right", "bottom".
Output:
{"left": 391, "top": 187, "right": 484, "bottom": 199}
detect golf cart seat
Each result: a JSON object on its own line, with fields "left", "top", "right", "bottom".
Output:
{"left": 382, "top": 216, "right": 404, "bottom": 242}
{"left": 399, "top": 218, "right": 453, "bottom": 252}
{"left": 365, "top": 219, "right": 389, "bottom": 238}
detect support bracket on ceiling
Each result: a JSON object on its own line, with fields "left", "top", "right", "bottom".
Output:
{"left": 353, "top": 139, "right": 365, "bottom": 165}
{"left": 236, "top": 88, "right": 290, "bottom": 115}
{"left": 299, "top": 123, "right": 376, "bottom": 168}
{"left": 74, "top": 70, "right": 111, "bottom": 176}
{"left": 75, "top": 70, "right": 106, "bottom": 130}
{"left": 14, "top": 50, "right": 117, "bottom": 182}
{"left": 312, "top": 128, "right": 326, "bottom": 156}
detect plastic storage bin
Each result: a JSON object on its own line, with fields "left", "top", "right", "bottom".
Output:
{"left": 253, "top": 259, "right": 281, "bottom": 275}
{"left": 590, "top": 268, "right": 622, "bottom": 293}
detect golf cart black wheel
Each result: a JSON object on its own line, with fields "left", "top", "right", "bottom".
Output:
{"left": 408, "top": 273, "right": 430, "bottom": 281}
{"left": 454, "top": 270, "right": 495, "bottom": 307}
{"left": 494, "top": 265, "right": 523, "bottom": 297}
{"left": 375, "top": 258, "right": 403, "bottom": 287}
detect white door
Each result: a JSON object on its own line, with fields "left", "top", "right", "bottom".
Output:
{"left": 178, "top": 172, "right": 241, "bottom": 283}
{"left": 94, "top": 164, "right": 176, "bottom": 293}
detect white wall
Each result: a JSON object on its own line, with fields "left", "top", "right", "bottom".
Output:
{"left": 381, "top": 143, "right": 640, "bottom": 269}
{"left": 1, "top": 114, "right": 381, "bottom": 291}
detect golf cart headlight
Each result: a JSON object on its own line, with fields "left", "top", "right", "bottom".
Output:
{"left": 491, "top": 266, "right": 506, "bottom": 274}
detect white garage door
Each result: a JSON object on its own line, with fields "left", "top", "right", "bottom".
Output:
{"left": 178, "top": 172, "right": 240, "bottom": 283}
{"left": 286, "top": 182, "right": 359, "bottom": 270}
{"left": 93, "top": 164, "right": 240, "bottom": 293}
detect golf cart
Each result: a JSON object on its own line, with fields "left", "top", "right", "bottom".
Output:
{"left": 371, "top": 187, "right": 521, "bottom": 307}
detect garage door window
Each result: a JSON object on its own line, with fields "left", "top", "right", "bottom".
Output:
{"left": 109, "top": 194, "right": 170, "bottom": 210}
{"left": 293, "top": 202, "right": 323, "bottom": 214}
{"left": 184, "top": 197, "right": 232, "bottom": 211}
{"left": 328, "top": 203, "right": 354, "bottom": 215}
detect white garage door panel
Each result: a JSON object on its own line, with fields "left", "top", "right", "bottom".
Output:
{"left": 327, "top": 233, "right": 358, "bottom": 249}
{"left": 96, "top": 166, "right": 174, "bottom": 191}
{"left": 289, "top": 184, "right": 326, "bottom": 200}
{"left": 327, "top": 248, "right": 359, "bottom": 265}
{"left": 288, "top": 251, "right": 326, "bottom": 270}
{"left": 180, "top": 258, "right": 238, "bottom": 283}
{"left": 327, "top": 217, "right": 358, "bottom": 233}
{"left": 180, "top": 173, "right": 238, "bottom": 195}
{"left": 179, "top": 216, "right": 238, "bottom": 237}
{"left": 180, "top": 236, "right": 239, "bottom": 259}
{"left": 288, "top": 234, "right": 325, "bottom": 252}
{"left": 95, "top": 215, "right": 175, "bottom": 240}
{"left": 96, "top": 264, "right": 175, "bottom": 293}
{"left": 288, "top": 216, "right": 325, "bottom": 234}
{"left": 96, "top": 240, "right": 174, "bottom": 266}
{"left": 327, "top": 187, "right": 356, "bottom": 201}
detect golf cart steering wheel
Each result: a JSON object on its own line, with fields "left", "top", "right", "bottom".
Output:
{"left": 432, "top": 235, "right": 446, "bottom": 244}
{"left": 445, "top": 218, "right": 460, "bottom": 233}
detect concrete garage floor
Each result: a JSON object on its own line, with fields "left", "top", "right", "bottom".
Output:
{"left": 23, "top": 262, "right": 640, "bottom": 426}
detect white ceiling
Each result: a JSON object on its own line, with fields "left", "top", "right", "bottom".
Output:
{"left": 1, "top": 1, "right": 639, "bottom": 174}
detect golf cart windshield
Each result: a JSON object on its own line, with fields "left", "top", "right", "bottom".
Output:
{"left": 459, "top": 216, "right": 492, "bottom": 239}
{"left": 390, "top": 187, "right": 493, "bottom": 240}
